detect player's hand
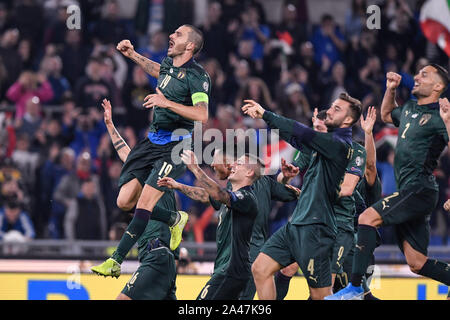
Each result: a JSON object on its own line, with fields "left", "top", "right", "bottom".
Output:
{"left": 311, "top": 108, "right": 319, "bottom": 122}
{"left": 181, "top": 150, "right": 200, "bottom": 171}
{"left": 285, "top": 184, "right": 301, "bottom": 198}
{"left": 281, "top": 158, "right": 300, "bottom": 179}
{"left": 101, "top": 99, "right": 112, "bottom": 125}
{"left": 360, "top": 106, "right": 377, "bottom": 135}
{"left": 439, "top": 98, "right": 450, "bottom": 125}
{"left": 386, "top": 72, "right": 402, "bottom": 90}
{"left": 241, "top": 99, "right": 265, "bottom": 119}
{"left": 143, "top": 88, "right": 169, "bottom": 109}
{"left": 116, "top": 39, "right": 134, "bottom": 58}
{"left": 444, "top": 199, "right": 450, "bottom": 212}
{"left": 157, "top": 177, "right": 180, "bottom": 190}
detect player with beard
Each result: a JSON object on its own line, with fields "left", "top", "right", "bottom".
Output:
{"left": 326, "top": 64, "right": 450, "bottom": 300}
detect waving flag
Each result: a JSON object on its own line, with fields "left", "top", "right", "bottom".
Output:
{"left": 420, "top": 0, "right": 450, "bottom": 56}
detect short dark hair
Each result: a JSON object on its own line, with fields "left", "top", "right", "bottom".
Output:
{"left": 183, "top": 24, "right": 204, "bottom": 55}
{"left": 428, "top": 63, "right": 449, "bottom": 91}
{"left": 316, "top": 110, "right": 327, "bottom": 121}
{"left": 339, "top": 92, "right": 362, "bottom": 126}
{"left": 243, "top": 153, "right": 265, "bottom": 181}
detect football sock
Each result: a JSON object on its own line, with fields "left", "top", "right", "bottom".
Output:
{"left": 418, "top": 259, "right": 450, "bottom": 286}
{"left": 112, "top": 208, "right": 151, "bottom": 264}
{"left": 151, "top": 205, "right": 178, "bottom": 226}
{"left": 351, "top": 224, "right": 377, "bottom": 287}
{"left": 275, "top": 271, "right": 292, "bottom": 300}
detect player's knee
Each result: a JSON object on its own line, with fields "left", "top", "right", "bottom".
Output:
{"left": 252, "top": 258, "right": 268, "bottom": 280}
{"left": 116, "top": 197, "right": 134, "bottom": 211}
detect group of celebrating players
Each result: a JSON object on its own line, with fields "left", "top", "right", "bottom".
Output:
{"left": 89, "top": 24, "right": 450, "bottom": 300}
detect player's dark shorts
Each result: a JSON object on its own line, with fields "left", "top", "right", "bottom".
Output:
{"left": 118, "top": 138, "right": 188, "bottom": 192}
{"left": 197, "top": 272, "right": 250, "bottom": 300}
{"left": 371, "top": 186, "right": 438, "bottom": 256}
{"left": 121, "top": 241, "right": 177, "bottom": 300}
{"left": 261, "top": 223, "right": 335, "bottom": 288}
{"left": 238, "top": 243, "right": 262, "bottom": 300}
{"left": 331, "top": 226, "right": 356, "bottom": 274}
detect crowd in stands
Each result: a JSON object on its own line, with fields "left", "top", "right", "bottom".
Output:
{"left": 0, "top": 0, "right": 449, "bottom": 250}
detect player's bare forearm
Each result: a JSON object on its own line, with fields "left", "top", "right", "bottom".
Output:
{"left": 364, "top": 131, "right": 377, "bottom": 186}
{"left": 106, "top": 123, "right": 130, "bottom": 163}
{"left": 130, "top": 51, "right": 160, "bottom": 78}
{"left": 191, "top": 167, "right": 230, "bottom": 206}
{"left": 380, "top": 88, "right": 397, "bottom": 124}
{"left": 166, "top": 101, "right": 208, "bottom": 123}
{"left": 339, "top": 173, "right": 360, "bottom": 197}
{"left": 177, "top": 183, "right": 210, "bottom": 203}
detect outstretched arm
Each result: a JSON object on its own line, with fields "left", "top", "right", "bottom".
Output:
{"left": 439, "top": 98, "right": 450, "bottom": 149}
{"left": 101, "top": 99, "right": 130, "bottom": 163}
{"left": 117, "top": 40, "right": 160, "bottom": 78}
{"left": 361, "top": 106, "right": 378, "bottom": 185}
{"left": 181, "top": 150, "right": 231, "bottom": 206}
{"left": 157, "top": 177, "right": 210, "bottom": 203}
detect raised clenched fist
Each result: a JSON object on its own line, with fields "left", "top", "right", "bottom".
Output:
{"left": 116, "top": 39, "right": 134, "bottom": 58}
{"left": 386, "top": 72, "right": 402, "bottom": 90}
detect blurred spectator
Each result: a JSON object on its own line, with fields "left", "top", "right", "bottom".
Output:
{"left": 122, "top": 65, "right": 153, "bottom": 138}
{"left": 13, "top": 0, "right": 45, "bottom": 50}
{"left": 202, "top": 58, "right": 226, "bottom": 117}
{"left": 137, "top": 30, "right": 168, "bottom": 90}
{"left": 0, "top": 28, "right": 22, "bottom": 89}
{"left": 11, "top": 132, "right": 39, "bottom": 192}
{"left": 99, "top": 158, "right": 123, "bottom": 229}
{"left": 222, "top": 59, "right": 250, "bottom": 106}
{"left": 344, "top": 0, "right": 367, "bottom": 39}
{"left": 69, "top": 107, "right": 107, "bottom": 160}
{"left": 61, "top": 29, "right": 92, "bottom": 86}
{"left": 0, "top": 174, "right": 25, "bottom": 208}
{"left": 15, "top": 96, "right": 44, "bottom": 138}
{"left": 6, "top": 71, "right": 53, "bottom": 120}
{"left": 43, "top": 3, "right": 71, "bottom": 46}
{"left": 17, "top": 38, "right": 33, "bottom": 70}
{"left": 234, "top": 77, "right": 274, "bottom": 112}
{"left": 274, "top": 3, "right": 308, "bottom": 49}
{"left": 39, "top": 53, "right": 71, "bottom": 105}
{"left": 377, "top": 146, "right": 397, "bottom": 197}
{"left": 311, "top": 14, "right": 346, "bottom": 70}
{"left": 0, "top": 195, "right": 35, "bottom": 241}
{"left": 199, "top": 1, "right": 228, "bottom": 66}
{"left": 50, "top": 151, "right": 97, "bottom": 239}
{"left": 90, "top": 0, "right": 130, "bottom": 46}
{"left": 74, "top": 56, "right": 113, "bottom": 109}
{"left": 64, "top": 177, "right": 107, "bottom": 240}
{"left": 279, "top": 82, "right": 311, "bottom": 122}
{"left": 38, "top": 146, "right": 75, "bottom": 238}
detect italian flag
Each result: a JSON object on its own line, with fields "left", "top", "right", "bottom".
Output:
{"left": 420, "top": 0, "right": 450, "bottom": 56}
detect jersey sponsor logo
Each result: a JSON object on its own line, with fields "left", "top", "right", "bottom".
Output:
{"left": 419, "top": 114, "right": 431, "bottom": 126}
{"left": 170, "top": 67, "right": 173, "bottom": 74}
{"left": 203, "top": 81, "right": 209, "bottom": 92}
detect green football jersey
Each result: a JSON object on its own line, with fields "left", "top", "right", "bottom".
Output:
{"left": 262, "top": 111, "right": 353, "bottom": 233}
{"left": 149, "top": 57, "right": 211, "bottom": 133}
{"left": 391, "top": 100, "right": 449, "bottom": 191}
{"left": 250, "top": 176, "right": 298, "bottom": 258}
{"left": 333, "top": 142, "right": 366, "bottom": 232}
{"left": 292, "top": 146, "right": 312, "bottom": 171}
{"left": 136, "top": 190, "right": 180, "bottom": 259}
{"left": 211, "top": 185, "right": 258, "bottom": 278}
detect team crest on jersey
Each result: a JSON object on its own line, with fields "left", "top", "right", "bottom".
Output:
{"left": 419, "top": 114, "right": 431, "bottom": 126}
{"left": 177, "top": 69, "right": 186, "bottom": 79}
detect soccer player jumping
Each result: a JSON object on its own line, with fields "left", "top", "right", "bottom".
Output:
{"left": 326, "top": 64, "right": 450, "bottom": 300}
